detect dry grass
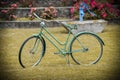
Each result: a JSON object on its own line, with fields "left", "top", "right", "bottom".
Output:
{"left": 0, "top": 24, "right": 120, "bottom": 80}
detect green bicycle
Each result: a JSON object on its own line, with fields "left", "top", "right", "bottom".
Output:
{"left": 19, "top": 13, "right": 105, "bottom": 68}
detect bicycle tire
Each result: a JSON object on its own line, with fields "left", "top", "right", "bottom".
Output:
{"left": 19, "top": 36, "right": 46, "bottom": 68}
{"left": 70, "top": 32, "right": 103, "bottom": 65}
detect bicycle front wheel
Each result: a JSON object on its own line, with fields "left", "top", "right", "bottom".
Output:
{"left": 19, "top": 36, "right": 45, "bottom": 68}
{"left": 70, "top": 33, "right": 103, "bottom": 65}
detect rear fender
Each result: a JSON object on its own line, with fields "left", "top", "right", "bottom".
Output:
{"left": 75, "top": 32, "right": 105, "bottom": 45}
{"left": 68, "top": 32, "right": 105, "bottom": 52}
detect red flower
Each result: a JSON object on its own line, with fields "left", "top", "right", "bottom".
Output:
{"left": 70, "top": 7, "right": 74, "bottom": 19}
{"left": 84, "top": 0, "right": 88, "bottom": 3}
{"left": 75, "top": 2, "right": 79, "bottom": 10}
{"left": 109, "top": 8, "right": 114, "bottom": 13}
{"left": 115, "top": 13, "right": 119, "bottom": 17}
{"left": 115, "top": 9, "right": 120, "bottom": 17}
{"left": 101, "top": 11, "right": 107, "bottom": 18}
{"left": 90, "top": 0, "right": 97, "bottom": 8}
{"left": 30, "top": 7, "right": 37, "bottom": 13}
{"left": 106, "top": 3, "right": 112, "bottom": 9}
{"left": 1, "top": 9, "right": 9, "bottom": 13}
{"left": 10, "top": 3, "right": 18, "bottom": 8}
{"left": 98, "top": 4, "right": 104, "bottom": 11}
{"left": 12, "top": 15, "right": 17, "bottom": 19}
{"left": 9, "top": 14, "right": 17, "bottom": 20}
{"left": 70, "top": 7, "right": 74, "bottom": 14}
{"left": 29, "top": 4, "right": 32, "bottom": 7}
{"left": 53, "top": 12, "right": 57, "bottom": 17}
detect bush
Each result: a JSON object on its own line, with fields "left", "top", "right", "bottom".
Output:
{"left": 0, "top": 1, "right": 18, "bottom": 20}
{"left": 70, "top": 0, "right": 120, "bottom": 20}
{"left": 0, "top": 0, "right": 36, "bottom": 21}
{"left": 40, "top": 6, "right": 58, "bottom": 19}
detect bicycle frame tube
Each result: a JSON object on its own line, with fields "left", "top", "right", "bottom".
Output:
{"left": 39, "top": 22, "right": 71, "bottom": 54}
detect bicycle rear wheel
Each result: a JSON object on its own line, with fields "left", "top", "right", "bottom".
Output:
{"left": 70, "top": 32, "right": 103, "bottom": 65}
{"left": 19, "top": 36, "right": 45, "bottom": 68}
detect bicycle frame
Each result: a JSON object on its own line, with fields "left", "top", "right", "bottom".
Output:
{"left": 33, "top": 13, "right": 82, "bottom": 55}
{"left": 19, "top": 13, "right": 105, "bottom": 68}
{"left": 34, "top": 21, "right": 74, "bottom": 55}
{"left": 32, "top": 13, "right": 104, "bottom": 56}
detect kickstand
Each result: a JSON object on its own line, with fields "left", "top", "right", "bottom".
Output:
{"left": 65, "top": 54, "right": 70, "bottom": 66}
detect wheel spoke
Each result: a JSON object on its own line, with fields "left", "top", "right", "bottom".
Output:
{"left": 19, "top": 36, "right": 45, "bottom": 68}
{"left": 70, "top": 33, "right": 103, "bottom": 65}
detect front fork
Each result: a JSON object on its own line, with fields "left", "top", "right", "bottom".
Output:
{"left": 32, "top": 34, "right": 46, "bottom": 57}
{"left": 30, "top": 38, "right": 40, "bottom": 54}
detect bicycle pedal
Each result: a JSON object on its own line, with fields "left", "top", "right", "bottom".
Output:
{"left": 54, "top": 52, "right": 60, "bottom": 54}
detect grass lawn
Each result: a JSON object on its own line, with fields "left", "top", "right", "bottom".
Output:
{"left": 0, "top": 24, "right": 120, "bottom": 80}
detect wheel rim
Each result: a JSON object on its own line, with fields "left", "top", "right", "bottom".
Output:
{"left": 71, "top": 33, "right": 103, "bottom": 65}
{"left": 19, "top": 36, "right": 44, "bottom": 68}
